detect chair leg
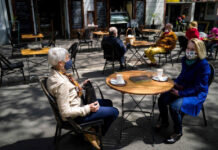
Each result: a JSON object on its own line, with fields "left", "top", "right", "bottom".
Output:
{"left": 98, "top": 126, "right": 103, "bottom": 150}
{"left": 202, "top": 105, "right": 207, "bottom": 126}
{"left": 215, "top": 50, "right": 218, "bottom": 60}
{"left": 170, "top": 53, "right": 173, "bottom": 66}
{"left": 102, "top": 61, "right": 107, "bottom": 74}
{"left": 54, "top": 125, "right": 59, "bottom": 143}
{"left": 177, "top": 50, "right": 183, "bottom": 62}
{"left": 112, "top": 61, "right": 115, "bottom": 72}
{"left": 0, "top": 70, "right": 3, "bottom": 86}
{"left": 21, "top": 68, "right": 26, "bottom": 81}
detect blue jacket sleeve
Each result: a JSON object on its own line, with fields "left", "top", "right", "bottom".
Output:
{"left": 178, "top": 62, "right": 210, "bottom": 97}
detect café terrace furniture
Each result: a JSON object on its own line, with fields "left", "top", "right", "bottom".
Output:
{"left": 127, "top": 41, "right": 155, "bottom": 67}
{"left": 21, "top": 47, "right": 50, "bottom": 80}
{"left": 177, "top": 36, "right": 188, "bottom": 62}
{"left": 0, "top": 53, "right": 25, "bottom": 86}
{"left": 102, "top": 40, "right": 127, "bottom": 74}
{"left": 106, "top": 70, "right": 174, "bottom": 144}
{"left": 77, "top": 31, "right": 93, "bottom": 50}
{"left": 203, "top": 38, "right": 218, "bottom": 60}
{"left": 21, "top": 33, "right": 44, "bottom": 40}
{"left": 41, "top": 31, "right": 58, "bottom": 48}
{"left": 68, "top": 42, "right": 80, "bottom": 79}
{"left": 40, "top": 77, "right": 104, "bottom": 149}
{"left": 141, "top": 29, "right": 161, "bottom": 42}
{"left": 93, "top": 31, "right": 109, "bottom": 48}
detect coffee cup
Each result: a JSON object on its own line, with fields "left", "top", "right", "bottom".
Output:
{"left": 157, "top": 69, "right": 163, "bottom": 78}
{"left": 116, "top": 74, "right": 124, "bottom": 84}
{"left": 130, "top": 39, "right": 134, "bottom": 45}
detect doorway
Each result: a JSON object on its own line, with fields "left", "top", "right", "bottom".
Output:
{"left": 35, "top": 0, "right": 63, "bottom": 37}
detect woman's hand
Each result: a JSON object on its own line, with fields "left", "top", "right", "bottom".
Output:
{"left": 170, "top": 88, "right": 179, "bottom": 96}
{"left": 89, "top": 101, "right": 100, "bottom": 112}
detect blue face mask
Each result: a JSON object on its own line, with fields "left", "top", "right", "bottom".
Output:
{"left": 64, "top": 60, "right": 73, "bottom": 70}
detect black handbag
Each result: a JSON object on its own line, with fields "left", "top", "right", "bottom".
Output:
{"left": 82, "top": 81, "right": 97, "bottom": 104}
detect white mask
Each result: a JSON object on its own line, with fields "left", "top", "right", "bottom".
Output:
{"left": 186, "top": 51, "right": 198, "bottom": 60}
{"left": 165, "top": 29, "right": 169, "bottom": 33}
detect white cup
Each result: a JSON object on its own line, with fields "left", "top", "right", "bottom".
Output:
{"left": 130, "top": 39, "right": 134, "bottom": 45}
{"left": 157, "top": 69, "right": 163, "bottom": 78}
{"left": 116, "top": 74, "right": 124, "bottom": 84}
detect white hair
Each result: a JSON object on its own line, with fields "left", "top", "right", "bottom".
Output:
{"left": 109, "top": 27, "right": 118, "bottom": 36}
{"left": 48, "top": 47, "right": 69, "bottom": 67}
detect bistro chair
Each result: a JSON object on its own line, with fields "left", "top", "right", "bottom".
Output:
{"left": 177, "top": 36, "right": 188, "bottom": 62}
{"left": 40, "top": 77, "right": 104, "bottom": 149}
{"left": 77, "top": 31, "right": 93, "bottom": 51}
{"left": 102, "top": 40, "right": 126, "bottom": 74}
{"left": 8, "top": 33, "right": 27, "bottom": 57}
{"left": 42, "top": 31, "right": 58, "bottom": 48}
{"left": 158, "top": 50, "right": 174, "bottom": 66}
{"left": 68, "top": 42, "right": 79, "bottom": 79}
{"left": 0, "top": 53, "right": 25, "bottom": 86}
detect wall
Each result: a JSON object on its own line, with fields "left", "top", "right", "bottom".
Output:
{"left": 0, "top": 0, "right": 9, "bottom": 45}
{"left": 146, "top": 0, "right": 165, "bottom": 26}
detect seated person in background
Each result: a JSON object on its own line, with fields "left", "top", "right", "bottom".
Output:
{"left": 101, "top": 27, "right": 127, "bottom": 70}
{"left": 185, "top": 21, "right": 200, "bottom": 40}
{"left": 156, "top": 38, "right": 211, "bottom": 144}
{"left": 144, "top": 23, "right": 177, "bottom": 66}
{"left": 207, "top": 27, "right": 218, "bottom": 57}
{"left": 47, "top": 47, "right": 119, "bottom": 150}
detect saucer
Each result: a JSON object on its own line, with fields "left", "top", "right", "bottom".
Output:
{"left": 110, "top": 78, "right": 126, "bottom": 86}
{"left": 152, "top": 76, "right": 168, "bottom": 82}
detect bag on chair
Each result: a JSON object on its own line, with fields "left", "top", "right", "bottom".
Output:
{"left": 82, "top": 81, "right": 97, "bottom": 104}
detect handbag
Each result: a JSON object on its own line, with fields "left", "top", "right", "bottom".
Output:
{"left": 82, "top": 81, "right": 97, "bottom": 104}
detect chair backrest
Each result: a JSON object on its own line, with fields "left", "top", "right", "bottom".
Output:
{"left": 102, "top": 40, "right": 121, "bottom": 61}
{"left": 0, "top": 53, "right": 12, "bottom": 69}
{"left": 48, "top": 31, "right": 58, "bottom": 47}
{"left": 178, "top": 36, "right": 188, "bottom": 51}
{"left": 68, "top": 42, "right": 79, "bottom": 60}
{"left": 40, "top": 77, "right": 65, "bottom": 126}
{"left": 208, "top": 63, "right": 215, "bottom": 86}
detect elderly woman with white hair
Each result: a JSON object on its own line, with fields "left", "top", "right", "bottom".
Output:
{"left": 156, "top": 38, "right": 211, "bottom": 144}
{"left": 46, "top": 47, "right": 119, "bottom": 149}
{"left": 144, "top": 23, "right": 177, "bottom": 66}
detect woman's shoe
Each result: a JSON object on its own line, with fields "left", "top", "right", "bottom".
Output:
{"left": 165, "top": 133, "right": 183, "bottom": 144}
{"left": 84, "top": 134, "right": 101, "bottom": 150}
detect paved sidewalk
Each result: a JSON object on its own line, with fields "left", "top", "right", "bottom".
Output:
{"left": 0, "top": 37, "right": 218, "bottom": 150}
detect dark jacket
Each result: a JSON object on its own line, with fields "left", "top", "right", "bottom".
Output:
{"left": 175, "top": 57, "right": 211, "bottom": 116}
{"left": 101, "top": 36, "right": 126, "bottom": 59}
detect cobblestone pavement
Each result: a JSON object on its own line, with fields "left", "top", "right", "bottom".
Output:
{"left": 0, "top": 34, "right": 218, "bottom": 150}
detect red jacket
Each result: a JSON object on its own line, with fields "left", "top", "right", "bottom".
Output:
{"left": 186, "top": 28, "right": 199, "bottom": 40}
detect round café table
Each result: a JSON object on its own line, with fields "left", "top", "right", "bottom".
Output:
{"left": 106, "top": 70, "right": 174, "bottom": 144}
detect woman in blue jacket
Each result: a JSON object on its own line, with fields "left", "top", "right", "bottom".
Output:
{"left": 156, "top": 38, "right": 211, "bottom": 144}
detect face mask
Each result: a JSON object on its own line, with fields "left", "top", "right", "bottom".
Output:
{"left": 165, "top": 29, "right": 169, "bottom": 33}
{"left": 64, "top": 59, "right": 73, "bottom": 70}
{"left": 186, "top": 51, "right": 198, "bottom": 60}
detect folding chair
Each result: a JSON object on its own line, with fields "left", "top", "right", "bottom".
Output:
{"left": 158, "top": 50, "right": 174, "bottom": 66}
{"left": 77, "top": 31, "right": 93, "bottom": 50}
{"left": 177, "top": 36, "right": 188, "bottom": 62}
{"left": 42, "top": 31, "right": 58, "bottom": 47}
{"left": 0, "top": 53, "right": 25, "bottom": 86}
{"left": 68, "top": 42, "right": 79, "bottom": 79}
{"left": 40, "top": 77, "right": 104, "bottom": 149}
{"left": 102, "top": 40, "right": 126, "bottom": 74}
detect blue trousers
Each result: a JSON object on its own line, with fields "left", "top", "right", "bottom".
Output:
{"left": 158, "top": 92, "right": 183, "bottom": 134}
{"left": 75, "top": 99, "right": 119, "bottom": 136}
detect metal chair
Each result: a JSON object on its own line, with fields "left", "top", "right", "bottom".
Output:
{"left": 158, "top": 50, "right": 174, "bottom": 66}
{"left": 102, "top": 40, "right": 126, "bottom": 74}
{"left": 42, "top": 31, "right": 58, "bottom": 47}
{"left": 8, "top": 33, "right": 27, "bottom": 57}
{"left": 0, "top": 53, "right": 25, "bottom": 86}
{"left": 77, "top": 31, "right": 93, "bottom": 50}
{"left": 68, "top": 42, "right": 79, "bottom": 79}
{"left": 40, "top": 77, "right": 104, "bottom": 149}
{"left": 177, "top": 36, "right": 188, "bottom": 62}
